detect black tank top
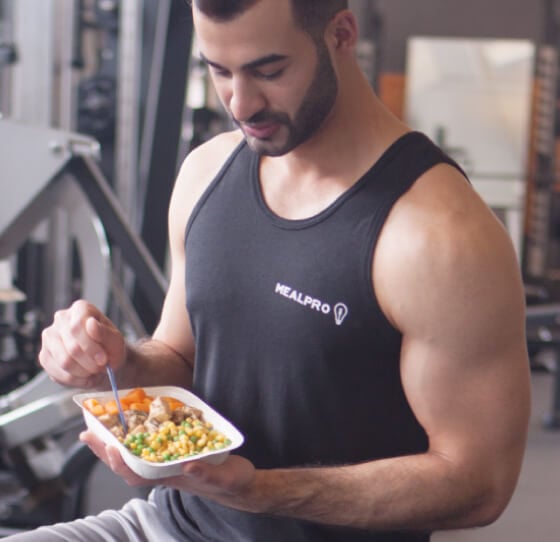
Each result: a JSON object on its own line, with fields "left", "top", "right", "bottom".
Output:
{"left": 154, "top": 131, "right": 462, "bottom": 541}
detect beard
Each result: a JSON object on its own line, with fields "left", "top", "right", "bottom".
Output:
{"left": 233, "top": 42, "right": 338, "bottom": 156}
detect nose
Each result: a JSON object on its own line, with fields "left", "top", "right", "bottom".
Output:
{"left": 228, "top": 76, "right": 266, "bottom": 123}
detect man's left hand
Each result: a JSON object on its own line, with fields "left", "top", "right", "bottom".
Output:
{"left": 80, "top": 430, "right": 258, "bottom": 511}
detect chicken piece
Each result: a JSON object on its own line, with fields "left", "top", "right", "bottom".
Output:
{"left": 144, "top": 419, "right": 161, "bottom": 434}
{"left": 97, "top": 413, "right": 119, "bottom": 431}
{"left": 171, "top": 405, "right": 203, "bottom": 424}
{"left": 129, "top": 424, "right": 147, "bottom": 435}
{"left": 125, "top": 410, "right": 148, "bottom": 433}
{"left": 170, "top": 407, "right": 187, "bottom": 424}
{"left": 147, "top": 396, "right": 171, "bottom": 424}
{"left": 110, "top": 425, "right": 125, "bottom": 439}
{"left": 184, "top": 406, "right": 203, "bottom": 420}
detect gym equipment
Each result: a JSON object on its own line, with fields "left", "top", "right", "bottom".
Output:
{"left": 0, "top": 117, "right": 167, "bottom": 321}
{"left": 0, "top": 117, "right": 168, "bottom": 532}
{"left": 526, "top": 303, "right": 560, "bottom": 428}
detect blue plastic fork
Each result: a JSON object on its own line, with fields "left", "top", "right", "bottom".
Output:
{"left": 106, "top": 365, "right": 128, "bottom": 434}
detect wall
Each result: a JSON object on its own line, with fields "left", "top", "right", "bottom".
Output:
{"left": 350, "top": 0, "right": 545, "bottom": 73}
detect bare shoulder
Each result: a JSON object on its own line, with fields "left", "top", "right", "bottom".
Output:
{"left": 374, "top": 162, "right": 526, "bottom": 340}
{"left": 168, "top": 129, "right": 244, "bottom": 244}
{"left": 172, "top": 129, "right": 244, "bottom": 211}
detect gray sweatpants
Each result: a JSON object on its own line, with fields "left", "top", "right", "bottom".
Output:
{"left": 1, "top": 492, "right": 183, "bottom": 542}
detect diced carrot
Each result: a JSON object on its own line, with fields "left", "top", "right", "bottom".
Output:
{"left": 129, "top": 401, "right": 150, "bottom": 412}
{"left": 162, "top": 397, "right": 184, "bottom": 411}
{"left": 90, "top": 404, "right": 106, "bottom": 416}
{"left": 123, "top": 388, "right": 146, "bottom": 403}
{"left": 83, "top": 398, "right": 100, "bottom": 413}
{"left": 105, "top": 399, "right": 119, "bottom": 415}
{"left": 122, "top": 395, "right": 151, "bottom": 410}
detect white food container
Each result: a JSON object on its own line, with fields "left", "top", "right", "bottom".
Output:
{"left": 73, "top": 386, "right": 244, "bottom": 479}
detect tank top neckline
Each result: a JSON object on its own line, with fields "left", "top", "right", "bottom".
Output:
{"left": 249, "top": 130, "right": 421, "bottom": 230}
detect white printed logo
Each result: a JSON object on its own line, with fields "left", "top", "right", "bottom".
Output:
{"left": 274, "top": 282, "right": 349, "bottom": 326}
{"left": 333, "top": 303, "right": 349, "bottom": 326}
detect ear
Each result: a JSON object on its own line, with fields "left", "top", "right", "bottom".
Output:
{"left": 327, "top": 10, "right": 358, "bottom": 51}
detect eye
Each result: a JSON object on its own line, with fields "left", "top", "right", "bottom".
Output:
{"left": 209, "top": 66, "right": 231, "bottom": 79}
{"left": 255, "top": 69, "right": 284, "bottom": 81}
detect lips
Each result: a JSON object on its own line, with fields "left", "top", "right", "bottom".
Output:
{"left": 243, "top": 122, "right": 279, "bottom": 140}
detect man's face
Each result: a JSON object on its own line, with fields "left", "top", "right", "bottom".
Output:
{"left": 193, "top": 0, "right": 339, "bottom": 156}
{"left": 235, "top": 42, "right": 338, "bottom": 156}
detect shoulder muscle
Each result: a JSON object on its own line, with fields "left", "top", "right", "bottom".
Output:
{"left": 375, "top": 163, "right": 524, "bottom": 341}
{"left": 168, "top": 130, "right": 243, "bottom": 252}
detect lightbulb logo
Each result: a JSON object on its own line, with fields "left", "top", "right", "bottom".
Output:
{"left": 333, "top": 303, "right": 349, "bottom": 326}
{"left": 273, "top": 283, "right": 350, "bottom": 326}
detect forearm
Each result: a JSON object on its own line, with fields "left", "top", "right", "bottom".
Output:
{"left": 115, "top": 338, "right": 194, "bottom": 390}
{"left": 244, "top": 453, "right": 503, "bottom": 532}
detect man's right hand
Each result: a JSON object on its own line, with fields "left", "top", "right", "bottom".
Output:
{"left": 39, "top": 299, "right": 126, "bottom": 389}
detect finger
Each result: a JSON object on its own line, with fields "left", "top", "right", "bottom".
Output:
{"left": 58, "top": 324, "right": 102, "bottom": 374}
{"left": 103, "top": 441, "right": 150, "bottom": 487}
{"left": 57, "top": 303, "right": 110, "bottom": 373}
{"left": 80, "top": 430, "right": 109, "bottom": 462}
{"left": 38, "top": 338, "right": 95, "bottom": 388}
{"left": 101, "top": 444, "right": 189, "bottom": 489}
{"left": 39, "top": 358, "right": 89, "bottom": 386}
{"left": 40, "top": 328, "right": 91, "bottom": 378}
{"left": 40, "top": 351, "right": 102, "bottom": 388}
{"left": 105, "top": 445, "right": 130, "bottom": 474}
{"left": 39, "top": 301, "right": 109, "bottom": 385}
{"left": 85, "top": 317, "right": 125, "bottom": 368}
{"left": 181, "top": 455, "right": 255, "bottom": 494}
{"left": 82, "top": 317, "right": 115, "bottom": 367}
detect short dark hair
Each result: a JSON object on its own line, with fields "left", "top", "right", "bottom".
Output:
{"left": 189, "top": 0, "right": 348, "bottom": 40}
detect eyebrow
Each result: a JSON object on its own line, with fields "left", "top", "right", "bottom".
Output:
{"left": 199, "top": 53, "right": 288, "bottom": 72}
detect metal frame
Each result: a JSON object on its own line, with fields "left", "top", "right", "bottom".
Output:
{"left": 0, "top": 118, "right": 167, "bottom": 333}
{"left": 68, "top": 154, "right": 168, "bottom": 316}
{"left": 134, "top": 0, "right": 193, "bottom": 331}
{"left": 526, "top": 303, "right": 560, "bottom": 428}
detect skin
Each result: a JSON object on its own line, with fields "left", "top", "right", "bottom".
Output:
{"left": 39, "top": 0, "right": 531, "bottom": 534}
{"left": 203, "top": 26, "right": 339, "bottom": 156}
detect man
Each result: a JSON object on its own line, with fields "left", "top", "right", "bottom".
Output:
{"left": 8, "top": 0, "right": 530, "bottom": 540}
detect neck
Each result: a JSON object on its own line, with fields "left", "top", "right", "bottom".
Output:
{"left": 264, "top": 69, "right": 408, "bottom": 183}
{"left": 256, "top": 69, "right": 410, "bottom": 221}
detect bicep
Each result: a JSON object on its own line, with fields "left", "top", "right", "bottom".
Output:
{"left": 401, "top": 280, "right": 529, "bottom": 508}
{"left": 402, "top": 290, "right": 529, "bottom": 463}
{"left": 409, "top": 240, "right": 528, "bottom": 488}
{"left": 402, "top": 232, "right": 529, "bottom": 443}
{"left": 377, "top": 172, "right": 530, "bottom": 500}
